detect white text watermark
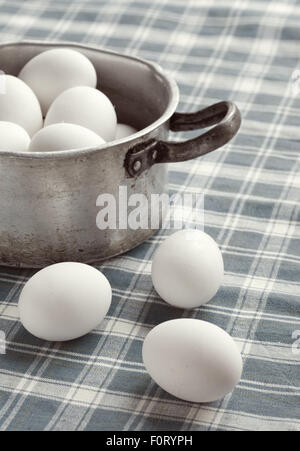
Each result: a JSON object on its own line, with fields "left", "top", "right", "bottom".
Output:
{"left": 96, "top": 187, "right": 204, "bottom": 231}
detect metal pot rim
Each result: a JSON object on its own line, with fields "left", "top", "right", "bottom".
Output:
{"left": 0, "top": 40, "right": 179, "bottom": 160}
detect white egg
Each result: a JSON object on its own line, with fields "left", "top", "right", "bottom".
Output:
{"left": 18, "top": 262, "right": 112, "bottom": 341}
{"left": 19, "top": 48, "right": 97, "bottom": 115}
{"left": 45, "top": 86, "right": 117, "bottom": 141}
{"left": 152, "top": 229, "right": 224, "bottom": 309}
{"left": 29, "top": 123, "right": 105, "bottom": 152}
{"left": 115, "top": 123, "right": 137, "bottom": 139}
{"left": 0, "top": 121, "right": 30, "bottom": 152}
{"left": 143, "top": 319, "right": 243, "bottom": 403}
{"left": 0, "top": 75, "right": 43, "bottom": 137}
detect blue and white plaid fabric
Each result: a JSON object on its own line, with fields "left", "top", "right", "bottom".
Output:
{"left": 0, "top": 0, "right": 299, "bottom": 431}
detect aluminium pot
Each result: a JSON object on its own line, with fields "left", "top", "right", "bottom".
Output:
{"left": 0, "top": 41, "right": 241, "bottom": 268}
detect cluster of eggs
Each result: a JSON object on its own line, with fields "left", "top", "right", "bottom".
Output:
{"left": 19, "top": 229, "right": 243, "bottom": 404}
{"left": 0, "top": 48, "right": 137, "bottom": 153}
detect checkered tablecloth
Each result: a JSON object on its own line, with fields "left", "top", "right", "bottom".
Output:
{"left": 0, "top": 0, "right": 299, "bottom": 431}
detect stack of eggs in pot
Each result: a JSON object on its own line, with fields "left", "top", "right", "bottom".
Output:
{"left": 0, "top": 48, "right": 137, "bottom": 153}
{"left": 1, "top": 48, "right": 243, "bottom": 404}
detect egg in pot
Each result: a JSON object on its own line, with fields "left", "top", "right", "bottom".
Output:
{"left": 0, "top": 121, "right": 30, "bottom": 152}
{"left": 115, "top": 123, "right": 137, "bottom": 140}
{"left": 19, "top": 48, "right": 97, "bottom": 116}
{"left": 45, "top": 86, "right": 117, "bottom": 141}
{"left": 0, "top": 75, "right": 43, "bottom": 137}
{"left": 29, "top": 123, "right": 105, "bottom": 152}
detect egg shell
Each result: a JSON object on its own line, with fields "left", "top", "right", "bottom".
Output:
{"left": 29, "top": 123, "right": 105, "bottom": 152}
{"left": 115, "top": 123, "right": 137, "bottom": 140}
{"left": 0, "top": 75, "right": 43, "bottom": 137}
{"left": 45, "top": 86, "right": 117, "bottom": 141}
{"left": 18, "top": 262, "right": 112, "bottom": 341}
{"left": 152, "top": 229, "right": 224, "bottom": 309}
{"left": 142, "top": 319, "right": 243, "bottom": 403}
{"left": 19, "top": 48, "right": 97, "bottom": 116}
{"left": 0, "top": 121, "right": 30, "bottom": 152}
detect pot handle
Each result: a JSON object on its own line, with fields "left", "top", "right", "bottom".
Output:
{"left": 125, "top": 101, "right": 241, "bottom": 177}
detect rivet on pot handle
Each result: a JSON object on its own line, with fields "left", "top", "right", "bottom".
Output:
{"left": 125, "top": 101, "right": 241, "bottom": 177}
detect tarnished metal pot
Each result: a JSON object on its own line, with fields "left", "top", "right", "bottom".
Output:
{"left": 0, "top": 41, "right": 241, "bottom": 268}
